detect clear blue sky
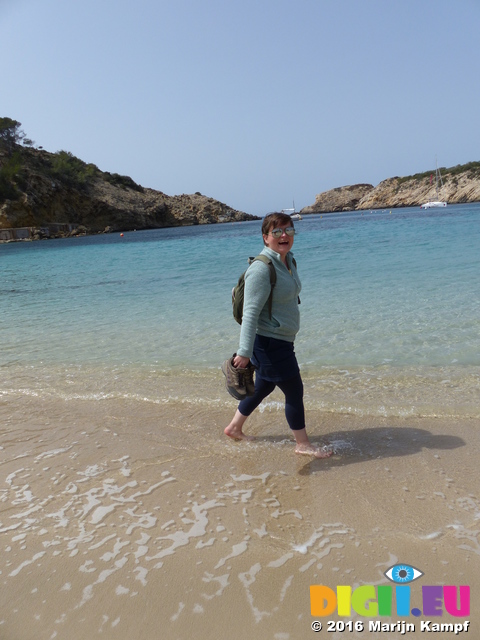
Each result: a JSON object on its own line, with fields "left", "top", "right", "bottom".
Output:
{"left": 2, "top": 0, "right": 479, "bottom": 215}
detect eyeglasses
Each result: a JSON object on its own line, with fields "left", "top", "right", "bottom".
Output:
{"left": 268, "top": 226, "right": 296, "bottom": 238}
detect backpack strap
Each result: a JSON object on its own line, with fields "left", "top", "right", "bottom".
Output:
{"left": 289, "top": 256, "right": 300, "bottom": 305}
{"left": 248, "top": 255, "right": 276, "bottom": 319}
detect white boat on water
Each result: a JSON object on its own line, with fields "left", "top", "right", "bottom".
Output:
{"left": 421, "top": 160, "right": 447, "bottom": 209}
{"left": 282, "top": 202, "right": 302, "bottom": 220}
{"left": 421, "top": 200, "right": 447, "bottom": 210}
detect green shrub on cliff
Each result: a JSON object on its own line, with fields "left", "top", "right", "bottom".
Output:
{"left": 46, "top": 153, "right": 144, "bottom": 192}
{"left": 448, "top": 161, "right": 480, "bottom": 177}
{"left": 0, "top": 171, "right": 19, "bottom": 201}
{"left": 0, "top": 117, "right": 27, "bottom": 154}
{"left": 397, "top": 161, "right": 480, "bottom": 185}
{"left": 49, "top": 151, "right": 99, "bottom": 187}
{"left": 104, "top": 172, "right": 144, "bottom": 192}
{"left": 0, "top": 151, "right": 23, "bottom": 201}
{"left": 0, "top": 118, "right": 27, "bottom": 201}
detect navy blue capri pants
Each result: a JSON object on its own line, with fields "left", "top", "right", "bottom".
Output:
{"left": 237, "top": 335, "right": 306, "bottom": 431}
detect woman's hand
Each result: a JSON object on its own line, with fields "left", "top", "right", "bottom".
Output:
{"left": 233, "top": 355, "right": 250, "bottom": 369}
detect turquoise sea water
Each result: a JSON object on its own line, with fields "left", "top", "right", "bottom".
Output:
{"left": 1, "top": 204, "right": 479, "bottom": 417}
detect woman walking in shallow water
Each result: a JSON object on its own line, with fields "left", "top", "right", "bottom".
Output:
{"left": 224, "top": 212, "right": 332, "bottom": 459}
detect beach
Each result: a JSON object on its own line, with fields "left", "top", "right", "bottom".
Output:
{"left": 1, "top": 371, "right": 478, "bottom": 639}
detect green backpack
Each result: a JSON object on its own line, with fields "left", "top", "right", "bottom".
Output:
{"left": 232, "top": 255, "right": 276, "bottom": 325}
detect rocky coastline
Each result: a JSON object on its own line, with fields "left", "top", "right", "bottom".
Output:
{"left": 0, "top": 145, "right": 258, "bottom": 242}
{"left": 301, "top": 162, "right": 480, "bottom": 214}
{"left": 3, "top": 129, "right": 480, "bottom": 241}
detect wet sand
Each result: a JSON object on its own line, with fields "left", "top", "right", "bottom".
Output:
{"left": 1, "top": 384, "right": 478, "bottom": 639}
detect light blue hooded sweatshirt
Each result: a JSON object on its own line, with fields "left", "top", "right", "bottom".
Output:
{"left": 237, "top": 246, "right": 302, "bottom": 359}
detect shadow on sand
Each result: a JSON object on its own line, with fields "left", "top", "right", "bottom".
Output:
{"left": 260, "top": 426, "right": 465, "bottom": 475}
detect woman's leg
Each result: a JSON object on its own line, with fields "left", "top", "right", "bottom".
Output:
{"left": 224, "top": 409, "right": 253, "bottom": 440}
{"left": 276, "top": 374, "right": 305, "bottom": 431}
{"left": 276, "top": 375, "right": 333, "bottom": 459}
{"left": 224, "top": 376, "right": 276, "bottom": 440}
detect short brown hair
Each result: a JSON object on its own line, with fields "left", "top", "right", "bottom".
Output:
{"left": 261, "top": 212, "right": 293, "bottom": 237}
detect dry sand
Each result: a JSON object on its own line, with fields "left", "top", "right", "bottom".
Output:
{"left": 0, "top": 385, "right": 478, "bottom": 639}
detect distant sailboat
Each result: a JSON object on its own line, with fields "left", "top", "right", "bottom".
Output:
{"left": 421, "top": 159, "right": 447, "bottom": 209}
{"left": 282, "top": 200, "right": 302, "bottom": 220}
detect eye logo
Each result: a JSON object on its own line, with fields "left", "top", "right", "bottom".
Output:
{"left": 385, "top": 564, "right": 424, "bottom": 584}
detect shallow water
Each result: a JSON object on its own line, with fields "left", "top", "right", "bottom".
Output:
{"left": 1, "top": 204, "right": 479, "bottom": 419}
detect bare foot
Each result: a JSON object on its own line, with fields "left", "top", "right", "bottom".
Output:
{"left": 295, "top": 444, "right": 334, "bottom": 458}
{"left": 224, "top": 426, "right": 255, "bottom": 441}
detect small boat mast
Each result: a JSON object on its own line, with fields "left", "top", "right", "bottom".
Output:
{"left": 420, "top": 157, "right": 447, "bottom": 209}
{"left": 282, "top": 200, "right": 302, "bottom": 220}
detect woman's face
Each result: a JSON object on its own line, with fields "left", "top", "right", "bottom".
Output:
{"left": 263, "top": 221, "right": 294, "bottom": 259}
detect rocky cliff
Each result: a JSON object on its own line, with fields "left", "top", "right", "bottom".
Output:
{"left": 0, "top": 144, "right": 257, "bottom": 238}
{"left": 301, "top": 162, "right": 480, "bottom": 213}
{"left": 300, "top": 184, "right": 374, "bottom": 214}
